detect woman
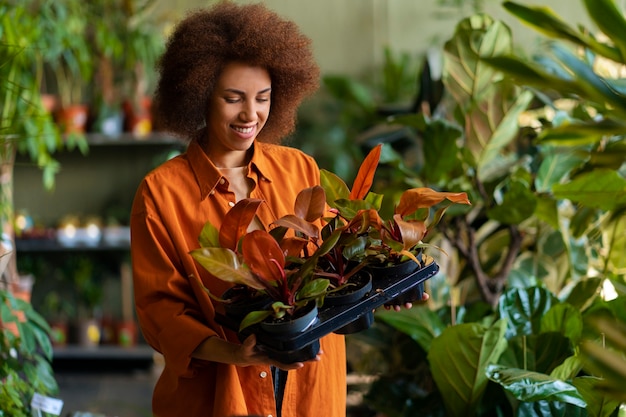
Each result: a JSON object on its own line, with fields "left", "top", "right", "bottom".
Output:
{"left": 130, "top": 3, "right": 346, "bottom": 417}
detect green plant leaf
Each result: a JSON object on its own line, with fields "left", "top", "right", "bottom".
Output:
{"left": 375, "top": 306, "right": 446, "bottom": 352}
{"left": 487, "top": 180, "right": 537, "bottom": 224}
{"left": 503, "top": 332, "right": 572, "bottom": 375}
{"left": 550, "top": 355, "right": 584, "bottom": 381}
{"left": 516, "top": 400, "right": 587, "bottom": 416}
{"left": 486, "top": 364, "right": 586, "bottom": 407}
{"left": 198, "top": 221, "right": 220, "bottom": 248}
{"left": 541, "top": 304, "right": 583, "bottom": 344}
{"left": 428, "top": 319, "right": 508, "bottom": 417}
{"left": 499, "top": 286, "right": 559, "bottom": 339}
{"left": 582, "top": 0, "right": 626, "bottom": 62}
{"left": 565, "top": 278, "right": 602, "bottom": 311}
{"left": 603, "top": 213, "right": 626, "bottom": 275}
{"left": 552, "top": 169, "right": 626, "bottom": 211}
{"left": 572, "top": 376, "right": 622, "bottom": 417}
{"left": 189, "top": 247, "right": 259, "bottom": 288}
{"left": 320, "top": 169, "right": 350, "bottom": 207}
{"left": 535, "top": 148, "right": 587, "bottom": 193}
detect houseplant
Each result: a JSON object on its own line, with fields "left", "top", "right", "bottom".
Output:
{"left": 190, "top": 187, "right": 331, "bottom": 332}
{"left": 320, "top": 143, "right": 471, "bottom": 304}
{"left": 341, "top": 0, "right": 626, "bottom": 414}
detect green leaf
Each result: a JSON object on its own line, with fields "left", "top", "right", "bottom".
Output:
{"left": 239, "top": 309, "right": 272, "bottom": 331}
{"left": 541, "top": 304, "right": 583, "bottom": 344}
{"left": 565, "top": 278, "right": 602, "bottom": 311}
{"left": 603, "top": 213, "right": 626, "bottom": 275}
{"left": 504, "top": 332, "right": 572, "bottom": 375}
{"left": 499, "top": 287, "right": 559, "bottom": 339}
{"left": 320, "top": 169, "right": 350, "bottom": 207}
{"left": 582, "top": 0, "right": 626, "bottom": 62}
{"left": 552, "top": 169, "right": 626, "bottom": 211}
{"left": 198, "top": 221, "right": 220, "bottom": 248}
{"left": 535, "top": 148, "right": 587, "bottom": 193}
{"left": 375, "top": 306, "right": 446, "bottom": 352}
{"left": 189, "top": 248, "right": 258, "bottom": 288}
{"left": 487, "top": 180, "right": 537, "bottom": 224}
{"left": 486, "top": 364, "right": 586, "bottom": 407}
{"left": 550, "top": 355, "right": 584, "bottom": 381}
{"left": 516, "top": 399, "right": 587, "bottom": 416}
{"left": 537, "top": 119, "right": 626, "bottom": 146}
{"left": 428, "top": 320, "right": 508, "bottom": 417}
{"left": 573, "top": 376, "right": 622, "bottom": 417}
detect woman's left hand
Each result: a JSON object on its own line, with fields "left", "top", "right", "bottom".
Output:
{"left": 383, "top": 291, "right": 430, "bottom": 312}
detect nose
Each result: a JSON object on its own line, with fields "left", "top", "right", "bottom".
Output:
{"left": 239, "top": 100, "right": 258, "bottom": 122}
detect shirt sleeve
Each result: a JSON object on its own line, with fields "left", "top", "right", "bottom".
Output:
{"left": 130, "top": 180, "right": 217, "bottom": 378}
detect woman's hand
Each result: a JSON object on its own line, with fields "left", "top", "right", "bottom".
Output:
{"left": 236, "top": 334, "right": 320, "bottom": 370}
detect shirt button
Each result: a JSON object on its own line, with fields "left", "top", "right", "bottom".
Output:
{"left": 219, "top": 178, "right": 225, "bottom": 185}
{"left": 268, "top": 415, "right": 273, "bottom": 417}
{"left": 260, "top": 371, "right": 267, "bottom": 378}
{"left": 209, "top": 190, "right": 215, "bottom": 196}
{"left": 228, "top": 201, "right": 235, "bottom": 207}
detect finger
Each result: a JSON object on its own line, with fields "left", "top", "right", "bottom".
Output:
{"left": 404, "top": 302, "right": 413, "bottom": 309}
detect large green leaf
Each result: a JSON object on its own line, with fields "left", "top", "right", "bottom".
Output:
{"left": 503, "top": 1, "right": 621, "bottom": 62}
{"left": 552, "top": 169, "right": 626, "bottom": 211}
{"left": 541, "top": 304, "right": 583, "bottom": 344}
{"left": 486, "top": 364, "right": 586, "bottom": 407}
{"left": 565, "top": 278, "right": 602, "bottom": 311}
{"left": 572, "top": 376, "right": 622, "bottom": 417}
{"left": 603, "top": 213, "right": 626, "bottom": 274}
{"left": 535, "top": 148, "right": 587, "bottom": 193}
{"left": 375, "top": 306, "right": 446, "bottom": 352}
{"left": 418, "top": 116, "right": 463, "bottom": 184}
{"left": 516, "top": 399, "right": 588, "bottom": 417}
{"left": 428, "top": 320, "right": 508, "bottom": 417}
{"left": 502, "top": 332, "right": 572, "bottom": 375}
{"left": 443, "top": 14, "right": 512, "bottom": 110}
{"left": 487, "top": 179, "right": 537, "bottom": 224}
{"left": 498, "top": 286, "right": 559, "bottom": 339}
{"left": 582, "top": 0, "right": 626, "bottom": 62}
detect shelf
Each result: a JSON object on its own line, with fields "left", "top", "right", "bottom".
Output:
{"left": 16, "top": 239, "right": 130, "bottom": 252}
{"left": 52, "top": 345, "right": 155, "bottom": 372}
{"left": 84, "top": 132, "right": 184, "bottom": 146}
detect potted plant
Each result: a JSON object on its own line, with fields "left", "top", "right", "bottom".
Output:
{"left": 86, "top": 0, "right": 164, "bottom": 137}
{"left": 320, "top": 143, "right": 471, "bottom": 303}
{"left": 190, "top": 187, "right": 331, "bottom": 333}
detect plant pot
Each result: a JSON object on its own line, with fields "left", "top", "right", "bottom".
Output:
{"left": 221, "top": 286, "right": 273, "bottom": 322}
{"left": 367, "top": 258, "right": 425, "bottom": 305}
{"left": 324, "top": 271, "right": 373, "bottom": 307}
{"left": 55, "top": 104, "right": 89, "bottom": 134}
{"left": 49, "top": 320, "right": 69, "bottom": 347}
{"left": 260, "top": 302, "right": 318, "bottom": 335}
{"left": 334, "top": 310, "right": 374, "bottom": 335}
{"left": 74, "top": 318, "right": 101, "bottom": 347}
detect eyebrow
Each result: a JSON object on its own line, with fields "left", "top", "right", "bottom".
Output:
{"left": 224, "top": 87, "right": 272, "bottom": 95}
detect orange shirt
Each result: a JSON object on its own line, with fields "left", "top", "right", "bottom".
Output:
{"left": 130, "top": 139, "right": 346, "bottom": 417}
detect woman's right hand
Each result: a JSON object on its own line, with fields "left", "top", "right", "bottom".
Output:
{"left": 237, "top": 334, "right": 320, "bottom": 370}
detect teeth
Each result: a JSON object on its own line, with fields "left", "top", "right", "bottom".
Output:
{"left": 233, "top": 126, "right": 254, "bottom": 134}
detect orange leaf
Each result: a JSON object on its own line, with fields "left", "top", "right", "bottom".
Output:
{"left": 393, "top": 214, "right": 427, "bottom": 250}
{"left": 273, "top": 215, "right": 319, "bottom": 239}
{"left": 219, "top": 199, "right": 263, "bottom": 250}
{"left": 241, "top": 230, "right": 285, "bottom": 284}
{"left": 395, "top": 188, "right": 471, "bottom": 217}
{"left": 294, "top": 185, "right": 327, "bottom": 222}
{"left": 349, "top": 144, "right": 382, "bottom": 200}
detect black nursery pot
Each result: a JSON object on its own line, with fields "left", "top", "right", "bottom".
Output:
{"left": 366, "top": 257, "right": 424, "bottom": 305}
{"left": 221, "top": 287, "right": 272, "bottom": 321}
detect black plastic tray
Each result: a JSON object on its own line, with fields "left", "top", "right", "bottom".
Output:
{"left": 216, "top": 260, "right": 439, "bottom": 362}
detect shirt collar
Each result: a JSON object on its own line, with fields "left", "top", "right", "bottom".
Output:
{"left": 187, "top": 139, "right": 274, "bottom": 200}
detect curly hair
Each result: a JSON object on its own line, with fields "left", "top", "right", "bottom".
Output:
{"left": 152, "top": 1, "right": 320, "bottom": 143}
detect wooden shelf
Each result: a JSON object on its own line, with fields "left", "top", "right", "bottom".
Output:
{"left": 52, "top": 345, "right": 155, "bottom": 371}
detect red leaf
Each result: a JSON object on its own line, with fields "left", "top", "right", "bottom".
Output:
{"left": 273, "top": 215, "right": 319, "bottom": 239}
{"left": 241, "top": 230, "right": 285, "bottom": 284}
{"left": 219, "top": 199, "right": 263, "bottom": 250}
{"left": 349, "top": 144, "right": 382, "bottom": 200}
{"left": 294, "top": 185, "right": 327, "bottom": 222}
{"left": 395, "top": 188, "right": 471, "bottom": 217}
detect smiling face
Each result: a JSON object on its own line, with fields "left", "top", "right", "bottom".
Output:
{"left": 204, "top": 62, "right": 272, "bottom": 168}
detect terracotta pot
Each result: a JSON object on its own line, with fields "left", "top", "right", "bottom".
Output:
{"left": 49, "top": 320, "right": 69, "bottom": 347}
{"left": 55, "top": 104, "right": 89, "bottom": 134}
